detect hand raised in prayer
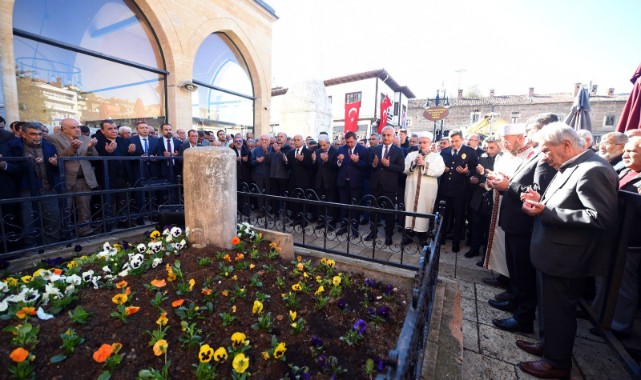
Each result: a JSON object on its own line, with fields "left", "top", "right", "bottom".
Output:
{"left": 381, "top": 155, "right": 390, "bottom": 167}
{"left": 520, "top": 187, "right": 541, "bottom": 203}
{"left": 296, "top": 151, "right": 304, "bottom": 161}
{"left": 476, "top": 164, "right": 485, "bottom": 175}
{"left": 311, "top": 151, "right": 316, "bottom": 163}
{"left": 320, "top": 151, "right": 328, "bottom": 162}
{"left": 71, "top": 138, "right": 82, "bottom": 150}
{"left": 88, "top": 138, "right": 98, "bottom": 148}
{"left": 128, "top": 143, "right": 136, "bottom": 153}
{"left": 416, "top": 154, "right": 425, "bottom": 166}
{"left": 337, "top": 153, "right": 345, "bottom": 163}
{"left": 48, "top": 154, "right": 58, "bottom": 166}
{"left": 522, "top": 199, "right": 544, "bottom": 216}
{"left": 455, "top": 164, "right": 469, "bottom": 174}
{"left": 470, "top": 176, "right": 479, "bottom": 184}
{"left": 372, "top": 155, "right": 379, "bottom": 167}
{"left": 350, "top": 152, "right": 359, "bottom": 162}
{"left": 105, "top": 141, "right": 117, "bottom": 154}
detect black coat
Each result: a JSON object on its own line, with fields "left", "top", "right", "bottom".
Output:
{"left": 286, "top": 146, "right": 314, "bottom": 191}
{"left": 314, "top": 146, "right": 338, "bottom": 192}
{"left": 438, "top": 145, "right": 479, "bottom": 197}
{"left": 370, "top": 144, "right": 405, "bottom": 194}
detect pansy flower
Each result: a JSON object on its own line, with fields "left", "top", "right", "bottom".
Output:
{"left": 213, "top": 347, "right": 228, "bottom": 362}
{"left": 9, "top": 347, "right": 29, "bottom": 363}
{"left": 252, "top": 300, "right": 263, "bottom": 314}
{"left": 170, "top": 226, "right": 182, "bottom": 237}
{"left": 231, "top": 332, "right": 247, "bottom": 348}
{"left": 116, "top": 280, "right": 128, "bottom": 289}
{"left": 150, "top": 230, "right": 161, "bottom": 239}
{"left": 311, "top": 336, "right": 323, "bottom": 347}
{"left": 232, "top": 353, "right": 249, "bottom": 374}
{"left": 289, "top": 310, "right": 297, "bottom": 322}
{"left": 112, "top": 294, "right": 128, "bottom": 305}
{"left": 125, "top": 306, "right": 140, "bottom": 316}
{"left": 337, "top": 298, "right": 347, "bottom": 310}
{"left": 273, "top": 342, "right": 286, "bottom": 359}
{"left": 171, "top": 299, "right": 184, "bottom": 308}
{"left": 189, "top": 279, "right": 195, "bottom": 291}
{"left": 151, "top": 279, "right": 166, "bottom": 288}
{"left": 231, "top": 236, "right": 241, "bottom": 245}
{"left": 201, "top": 288, "right": 212, "bottom": 296}
{"left": 16, "top": 306, "right": 36, "bottom": 319}
{"left": 353, "top": 319, "right": 367, "bottom": 334}
{"left": 93, "top": 344, "right": 114, "bottom": 363}
{"left": 199, "top": 344, "right": 214, "bottom": 363}
{"left": 315, "top": 285, "right": 325, "bottom": 295}
{"left": 153, "top": 339, "right": 168, "bottom": 356}
{"left": 156, "top": 312, "right": 168, "bottom": 326}
{"left": 332, "top": 276, "right": 341, "bottom": 286}
{"left": 291, "top": 283, "right": 302, "bottom": 291}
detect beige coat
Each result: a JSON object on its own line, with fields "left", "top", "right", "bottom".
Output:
{"left": 47, "top": 133, "right": 99, "bottom": 189}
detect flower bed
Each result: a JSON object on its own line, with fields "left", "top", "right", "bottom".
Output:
{"left": 0, "top": 224, "right": 409, "bottom": 379}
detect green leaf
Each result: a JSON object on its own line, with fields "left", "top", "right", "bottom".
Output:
{"left": 97, "top": 371, "right": 112, "bottom": 380}
{"left": 50, "top": 354, "right": 68, "bottom": 363}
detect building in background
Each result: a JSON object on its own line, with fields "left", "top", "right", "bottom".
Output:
{"left": 0, "top": 0, "right": 277, "bottom": 136}
{"left": 271, "top": 69, "right": 415, "bottom": 139}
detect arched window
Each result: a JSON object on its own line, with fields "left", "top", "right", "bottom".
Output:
{"left": 12, "top": 0, "right": 166, "bottom": 128}
{"left": 192, "top": 33, "right": 254, "bottom": 136}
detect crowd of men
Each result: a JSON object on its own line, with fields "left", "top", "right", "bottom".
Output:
{"left": 2, "top": 112, "right": 641, "bottom": 377}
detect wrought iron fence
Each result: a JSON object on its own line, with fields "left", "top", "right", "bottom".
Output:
{"left": 0, "top": 156, "right": 182, "bottom": 262}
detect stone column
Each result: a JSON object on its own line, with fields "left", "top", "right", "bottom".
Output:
{"left": 183, "top": 147, "right": 236, "bottom": 249}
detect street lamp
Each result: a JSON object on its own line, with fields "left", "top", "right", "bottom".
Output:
{"left": 424, "top": 89, "right": 449, "bottom": 140}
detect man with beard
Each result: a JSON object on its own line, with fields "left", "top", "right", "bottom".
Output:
{"left": 598, "top": 131, "right": 628, "bottom": 172}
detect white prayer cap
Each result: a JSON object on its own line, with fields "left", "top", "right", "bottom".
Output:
{"left": 417, "top": 131, "right": 434, "bottom": 141}
{"left": 501, "top": 123, "right": 526, "bottom": 136}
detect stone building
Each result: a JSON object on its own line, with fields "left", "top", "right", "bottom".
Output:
{"left": 0, "top": 0, "right": 277, "bottom": 136}
{"left": 407, "top": 85, "right": 628, "bottom": 139}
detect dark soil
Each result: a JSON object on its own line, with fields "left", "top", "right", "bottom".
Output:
{"left": 0, "top": 237, "right": 409, "bottom": 379}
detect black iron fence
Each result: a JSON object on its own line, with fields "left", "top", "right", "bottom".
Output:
{"left": 0, "top": 155, "right": 182, "bottom": 261}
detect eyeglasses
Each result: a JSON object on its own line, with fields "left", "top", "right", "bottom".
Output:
{"left": 234, "top": 139, "right": 243, "bottom": 142}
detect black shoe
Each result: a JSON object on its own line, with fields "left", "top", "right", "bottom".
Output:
{"left": 488, "top": 299, "right": 517, "bottom": 312}
{"left": 476, "top": 260, "right": 484, "bottom": 267}
{"left": 364, "top": 232, "right": 377, "bottom": 242}
{"left": 452, "top": 242, "right": 460, "bottom": 253}
{"left": 336, "top": 227, "right": 347, "bottom": 236}
{"left": 482, "top": 276, "right": 509, "bottom": 288}
{"left": 351, "top": 230, "right": 359, "bottom": 238}
{"left": 589, "top": 327, "right": 631, "bottom": 340}
{"left": 464, "top": 249, "right": 479, "bottom": 258}
{"left": 495, "top": 291, "right": 515, "bottom": 302}
{"left": 401, "top": 236, "right": 414, "bottom": 245}
{"left": 492, "top": 317, "right": 533, "bottom": 333}
{"left": 385, "top": 238, "right": 393, "bottom": 246}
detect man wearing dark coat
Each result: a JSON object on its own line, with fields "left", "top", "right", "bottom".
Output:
{"left": 312, "top": 135, "right": 339, "bottom": 230}
{"left": 336, "top": 131, "right": 370, "bottom": 237}
{"left": 284, "top": 134, "right": 314, "bottom": 226}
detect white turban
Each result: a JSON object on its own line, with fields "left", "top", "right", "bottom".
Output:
{"left": 502, "top": 123, "right": 526, "bottom": 136}
{"left": 417, "top": 131, "right": 434, "bottom": 141}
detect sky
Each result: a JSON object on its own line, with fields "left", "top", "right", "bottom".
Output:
{"left": 269, "top": 0, "right": 640, "bottom": 99}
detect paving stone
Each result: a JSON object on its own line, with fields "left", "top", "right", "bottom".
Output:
{"left": 461, "top": 296, "right": 477, "bottom": 322}
{"left": 573, "top": 336, "right": 629, "bottom": 379}
{"left": 456, "top": 265, "right": 491, "bottom": 284}
{"left": 458, "top": 280, "right": 475, "bottom": 300}
{"left": 477, "top": 298, "right": 512, "bottom": 326}
{"left": 463, "top": 319, "right": 480, "bottom": 353}
{"left": 475, "top": 283, "right": 504, "bottom": 303}
{"left": 478, "top": 324, "right": 534, "bottom": 364}
{"left": 462, "top": 349, "right": 517, "bottom": 379}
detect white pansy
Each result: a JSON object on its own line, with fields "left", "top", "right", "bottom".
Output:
{"left": 148, "top": 241, "right": 162, "bottom": 253}
{"left": 162, "top": 228, "right": 170, "bottom": 236}
{"left": 170, "top": 227, "right": 182, "bottom": 237}
{"left": 165, "top": 234, "right": 173, "bottom": 243}
{"left": 152, "top": 257, "right": 163, "bottom": 268}
{"left": 0, "top": 299, "right": 7, "bottom": 312}
{"left": 64, "top": 284, "right": 75, "bottom": 296}
{"left": 38, "top": 270, "right": 54, "bottom": 281}
{"left": 45, "top": 284, "right": 62, "bottom": 298}
{"left": 5, "top": 293, "right": 25, "bottom": 303}
{"left": 37, "top": 307, "right": 54, "bottom": 320}
{"left": 91, "top": 276, "right": 101, "bottom": 289}
{"left": 136, "top": 243, "right": 147, "bottom": 253}
{"left": 118, "top": 269, "right": 129, "bottom": 277}
{"left": 0, "top": 281, "right": 7, "bottom": 293}
{"left": 102, "top": 266, "right": 112, "bottom": 273}
{"left": 103, "top": 242, "right": 113, "bottom": 251}
{"left": 104, "top": 274, "right": 114, "bottom": 280}
{"left": 174, "top": 239, "right": 187, "bottom": 251}
{"left": 66, "top": 274, "right": 82, "bottom": 286}
{"left": 81, "top": 270, "right": 94, "bottom": 282}
{"left": 22, "top": 288, "right": 40, "bottom": 303}
{"left": 129, "top": 253, "right": 144, "bottom": 270}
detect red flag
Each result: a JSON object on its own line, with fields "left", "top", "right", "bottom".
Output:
{"left": 344, "top": 100, "right": 361, "bottom": 133}
{"left": 379, "top": 95, "right": 392, "bottom": 133}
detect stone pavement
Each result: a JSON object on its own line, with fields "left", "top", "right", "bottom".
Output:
{"left": 432, "top": 239, "right": 636, "bottom": 380}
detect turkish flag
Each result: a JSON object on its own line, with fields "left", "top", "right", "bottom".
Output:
{"left": 379, "top": 95, "right": 392, "bottom": 133}
{"left": 344, "top": 100, "right": 361, "bottom": 133}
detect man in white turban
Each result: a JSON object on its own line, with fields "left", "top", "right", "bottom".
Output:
{"left": 402, "top": 132, "right": 445, "bottom": 245}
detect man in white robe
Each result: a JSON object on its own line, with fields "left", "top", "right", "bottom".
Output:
{"left": 402, "top": 133, "right": 445, "bottom": 245}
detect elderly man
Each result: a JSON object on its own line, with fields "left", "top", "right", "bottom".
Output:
{"left": 312, "top": 134, "right": 339, "bottom": 230}
{"left": 598, "top": 131, "right": 628, "bottom": 172}
{"left": 231, "top": 135, "right": 252, "bottom": 215}
{"left": 577, "top": 129, "right": 594, "bottom": 150}
{"left": 593, "top": 136, "right": 641, "bottom": 339}
{"left": 401, "top": 132, "right": 445, "bottom": 245}
{"left": 517, "top": 123, "right": 618, "bottom": 379}
{"left": 175, "top": 128, "right": 187, "bottom": 143}
{"left": 5, "top": 122, "right": 61, "bottom": 248}
{"left": 336, "top": 131, "right": 370, "bottom": 237}
{"left": 269, "top": 132, "right": 291, "bottom": 214}
{"left": 285, "top": 134, "right": 314, "bottom": 226}
{"left": 118, "top": 126, "right": 132, "bottom": 140}
{"left": 250, "top": 134, "right": 271, "bottom": 215}
{"left": 47, "top": 118, "right": 99, "bottom": 237}
{"left": 179, "top": 129, "right": 200, "bottom": 155}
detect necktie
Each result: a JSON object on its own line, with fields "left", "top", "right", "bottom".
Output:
{"left": 383, "top": 144, "right": 388, "bottom": 159}
{"left": 143, "top": 138, "right": 148, "bottom": 155}
{"left": 166, "top": 138, "right": 171, "bottom": 154}
{"left": 349, "top": 149, "right": 352, "bottom": 157}
{"left": 453, "top": 149, "right": 457, "bottom": 156}
{"left": 297, "top": 149, "right": 300, "bottom": 156}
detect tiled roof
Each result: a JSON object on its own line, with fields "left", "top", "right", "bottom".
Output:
{"left": 271, "top": 69, "right": 416, "bottom": 98}
{"left": 409, "top": 92, "right": 628, "bottom": 108}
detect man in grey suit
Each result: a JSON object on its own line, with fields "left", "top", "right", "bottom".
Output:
{"left": 47, "top": 118, "right": 99, "bottom": 237}
{"left": 515, "top": 123, "right": 618, "bottom": 378}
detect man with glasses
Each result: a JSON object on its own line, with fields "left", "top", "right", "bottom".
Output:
{"left": 598, "top": 131, "right": 628, "bottom": 172}
{"left": 336, "top": 131, "right": 370, "bottom": 237}
{"left": 47, "top": 118, "right": 99, "bottom": 237}
{"left": 6, "top": 122, "right": 61, "bottom": 248}
{"left": 232, "top": 135, "right": 252, "bottom": 216}
{"left": 250, "top": 134, "right": 271, "bottom": 215}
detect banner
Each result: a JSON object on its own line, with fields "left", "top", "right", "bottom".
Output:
{"left": 344, "top": 100, "right": 361, "bottom": 133}
{"left": 379, "top": 95, "right": 392, "bottom": 133}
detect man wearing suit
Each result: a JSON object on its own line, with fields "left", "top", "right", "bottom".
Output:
{"left": 336, "top": 131, "right": 370, "bottom": 237}
{"left": 313, "top": 135, "right": 339, "bottom": 230}
{"left": 438, "top": 129, "right": 479, "bottom": 252}
{"left": 231, "top": 135, "right": 252, "bottom": 216}
{"left": 517, "top": 123, "right": 618, "bottom": 379}
{"left": 178, "top": 130, "right": 201, "bottom": 156}
{"left": 597, "top": 136, "right": 641, "bottom": 339}
{"left": 128, "top": 121, "right": 159, "bottom": 223}
{"left": 6, "top": 122, "right": 61, "bottom": 247}
{"left": 94, "top": 120, "right": 132, "bottom": 229}
{"left": 156, "top": 123, "right": 183, "bottom": 183}
{"left": 598, "top": 131, "right": 628, "bottom": 173}
{"left": 250, "top": 135, "right": 271, "bottom": 215}
{"left": 285, "top": 134, "right": 314, "bottom": 225}
{"left": 268, "top": 132, "right": 291, "bottom": 214}
{"left": 47, "top": 118, "right": 99, "bottom": 237}
{"left": 365, "top": 126, "right": 405, "bottom": 246}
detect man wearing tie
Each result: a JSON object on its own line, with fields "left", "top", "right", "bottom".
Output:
{"left": 313, "top": 135, "right": 339, "bottom": 230}
{"left": 157, "top": 123, "right": 183, "bottom": 183}
{"left": 438, "top": 129, "right": 479, "bottom": 252}
{"left": 365, "top": 126, "right": 405, "bottom": 246}
{"left": 127, "top": 121, "right": 159, "bottom": 224}
{"left": 336, "top": 131, "right": 370, "bottom": 237}
{"left": 285, "top": 134, "right": 314, "bottom": 226}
